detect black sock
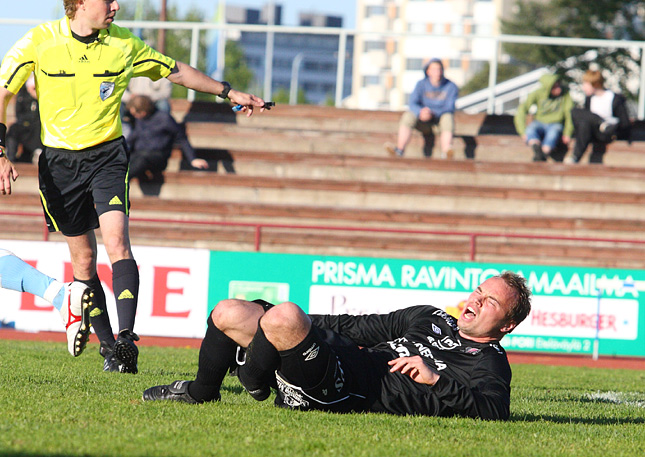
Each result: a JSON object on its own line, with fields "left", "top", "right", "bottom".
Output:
{"left": 279, "top": 326, "right": 330, "bottom": 390}
{"left": 74, "top": 274, "right": 114, "bottom": 347}
{"left": 188, "top": 315, "right": 236, "bottom": 402}
{"left": 112, "top": 258, "right": 139, "bottom": 332}
{"left": 238, "top": 320, "right": 281, "bottom": 389}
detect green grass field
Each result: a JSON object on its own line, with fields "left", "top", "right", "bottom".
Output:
{"left": 0, "top": 339, "right": 643, "bottom": 457}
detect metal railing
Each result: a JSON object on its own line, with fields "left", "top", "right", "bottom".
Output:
{"left": 2, "top": 18, "right": 645, "bottom": 117}
{"left": 3, "top": 210, "right": 644, "bottom": 262}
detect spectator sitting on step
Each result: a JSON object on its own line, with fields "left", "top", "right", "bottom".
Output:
{"left": 385, "top": 58, "right": 459, "bottom": 159}
{"left": 5, "top": 74, "right": 43, "bottom": 164}
{"left": 566, "top": 69, "right": 631, "bottom": 164}
{"left": 120, "top": 71, "right": 174, "bottom": 139}
{"left": 513, "top": 73, "right": 573, "bottom": 162}
{"left": 126, "top": 94, "right": 208, "bottom": 183}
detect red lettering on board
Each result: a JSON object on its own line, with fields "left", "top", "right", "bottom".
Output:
{"left": 151, "top": 266, "right": 191, "bottom": 318}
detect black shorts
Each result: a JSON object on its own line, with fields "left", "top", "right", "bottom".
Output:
{"left": 38, "top": 137, "right": 130, "bottom": 236}
{"left": 274, "top": 326, "right": 370, "bottom": 413}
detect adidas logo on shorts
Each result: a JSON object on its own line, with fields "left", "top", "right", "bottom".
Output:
{"left": 109, "top": 196, "right": 123, "bottom": 206}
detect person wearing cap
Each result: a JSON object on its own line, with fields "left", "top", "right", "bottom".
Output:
{"left": 385, "top": 58, "right": 459, "bottom": 159}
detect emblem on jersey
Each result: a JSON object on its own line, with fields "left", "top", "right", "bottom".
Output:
{"left": 465, "top": 347, "right": 482, "bottom": 355}
{"left": 100, "top": 81, "right": 115, "bottom": 101}
{"left": 432, "top": 323, "right": 442, "bottom": 335}
{"left": 303, "top": 343, "right": 320, "bottom": 361}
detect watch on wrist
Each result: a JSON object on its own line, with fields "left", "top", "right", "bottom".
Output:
{"left": 0, "top": 146, "right": 5, "bottom": 159}
{"left": 219, "top": 81, "right": 232, "bottom": 99}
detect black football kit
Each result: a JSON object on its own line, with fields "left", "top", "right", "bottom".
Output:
{"left": 275, "top": 305, "right": 513, "bottom": 420}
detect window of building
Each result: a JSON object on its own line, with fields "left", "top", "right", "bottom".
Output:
{"left": 362, "top": 75, "right": 380, "bottom": 86}
{"left": 365, "top": 6, "right": 386, "bottom": 17}
{"left": 408, "top": 23, "right": 426, "bottom": 33}
{"left": 406, "top": 58, "right": 424, "bottom": 71}
{"left": 364, "top": 40, "right": 386, "bottom": 52}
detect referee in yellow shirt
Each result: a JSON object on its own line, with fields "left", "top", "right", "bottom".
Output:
{"left": 0, "top": 0, "right": 267, "bottom": 374}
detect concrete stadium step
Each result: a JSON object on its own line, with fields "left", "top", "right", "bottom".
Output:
{"left": 185, "top": 123, "right": 645, "bottom": 168}
{"left": 4, "top": 194, "right": 644, "bottom": 268}
{"left": 173, "top": 100, "right": 486, "bottom": 136}
{"left": 11, "top": 163, "right": 645, "bottom": 221}
{"left": 6, "top": 187, "right": 644, "bottom": 241}
{"left": 169, "top": 149, "right": 645, "bottom": 193}
{"left": 128, "top": 198, "right": 645, "bottom": 240}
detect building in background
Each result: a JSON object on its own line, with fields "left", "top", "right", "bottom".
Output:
{"left": 350, "top": 0, "right": 514, "bottom": 110}
{"left": 223, "top": 3, "right": 353, "bottom": 105}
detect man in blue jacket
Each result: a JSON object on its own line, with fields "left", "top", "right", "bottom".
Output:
{"left": 386, "top": 58, "right": 459, "bottom": 159}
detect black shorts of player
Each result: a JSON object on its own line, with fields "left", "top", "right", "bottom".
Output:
{"left": 38, "top": 137, "right": 130, "bottom": 236}
{"left": 274, "top": 326, "right": 370, "bottom": 413}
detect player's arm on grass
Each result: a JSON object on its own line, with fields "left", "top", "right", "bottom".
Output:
{"left": 0, "top": 87, "right": 19, "bottom": 195}
{"left": 167, "top": 61, "right": 266, "bottom": 117}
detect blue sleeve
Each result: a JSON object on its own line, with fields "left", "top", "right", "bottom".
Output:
{"left": 445, "top": 82, "right": 459, "bottom": 113}
{"left": 408, "top": 80, "right": 425, "bottom": 117}
{"left": 126, "top": 127, "right": 137, "bottom": 152}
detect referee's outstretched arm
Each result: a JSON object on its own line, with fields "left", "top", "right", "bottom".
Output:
{"left": 167, "top": 61, "right": 267, "bottom": 117}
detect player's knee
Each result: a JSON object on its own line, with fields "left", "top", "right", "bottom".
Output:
{"left": 211, "top": 299, "right": 238, "bottom": 329}
{"left": 261, "top": 301, "right": 307, "bottom": 334}
{"left": 102, "top": 236, "right": 129, "bottom": 260}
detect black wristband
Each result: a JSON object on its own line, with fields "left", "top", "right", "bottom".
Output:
{"left": 0, "top": 123, "right": 6, "bottom": 148}
{"left": 219, "top": 81, "right": 231, "bottom": 99}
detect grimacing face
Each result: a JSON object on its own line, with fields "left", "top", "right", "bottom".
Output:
{"left": 457, "top": 277, "right": 517, "bottom": 342}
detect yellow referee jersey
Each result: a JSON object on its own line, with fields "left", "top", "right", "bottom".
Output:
{"left": 0, "top": 17, "right": 175, "bottom": 150}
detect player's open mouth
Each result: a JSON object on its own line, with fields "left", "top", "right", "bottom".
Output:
{"left": 462, "top": 306, "right": 477, "bottom": 320}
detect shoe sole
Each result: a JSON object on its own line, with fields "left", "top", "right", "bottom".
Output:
{"left": 114, "top": 339, "right": 139, "bottom": 374}
{"left": 73, "top": 288, "right": 93, "bottom": 357}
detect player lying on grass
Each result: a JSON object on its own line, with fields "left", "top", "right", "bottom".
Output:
{"left": 144, "top": 271, "right": 531, "bottom": 420}
{"left": 0, "top": 249, "right": 93, "bottom": 356}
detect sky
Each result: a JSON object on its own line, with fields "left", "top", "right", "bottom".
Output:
{"left": 0, "top": 0, "right": 357, "bottom": 59}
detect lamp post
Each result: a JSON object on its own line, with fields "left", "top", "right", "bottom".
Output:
{"left": 263, "top": 1, "right": 275, "bottom": 101}
{"left": 158, "top": 0, "right": 167, "bottom": 54}
{"left": 289, "top": 53, "right": 305, "bottom": 105}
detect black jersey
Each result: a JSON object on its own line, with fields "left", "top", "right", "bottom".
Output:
{"left": 310, "top": 305, "right": 513, "bottom": 420}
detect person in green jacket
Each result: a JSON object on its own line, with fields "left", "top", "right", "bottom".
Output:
{"left": 514, "top": 74, "right": 574, "bottom": 161}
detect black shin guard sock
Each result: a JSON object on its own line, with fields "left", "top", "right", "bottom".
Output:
{"left": 74, "top": 274, "right": 115, "bottom": 347}
{"left": 279, "top": 326, "right": 330, "bottom": 390}
{"left": 112, "top": 259, "right": 139, "bottom": 332}
{"left": 238, "top": 322, "right": 281, "bottom": 389}
{"left": 188, "top": 315, "right": 236, "bottom": 402}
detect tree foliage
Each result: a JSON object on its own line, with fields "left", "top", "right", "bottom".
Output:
{"left": 501, "top": 0, "right": 644, "bottom": 97}
{"left": 224, "top": 40, "right": 254, "bottom": 93}
{"left": 460, "top": 63, "right": 532, "bottom": 96}
{"left": 117, "top": 1, "right": 215, "bottom": 100}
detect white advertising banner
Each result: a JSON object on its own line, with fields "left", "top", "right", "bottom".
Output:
{"left": 0, "top": 241, "right": 210, "bottom": 338}
{"left": 309, "top": 285, "right": 639, "bottom": 341}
